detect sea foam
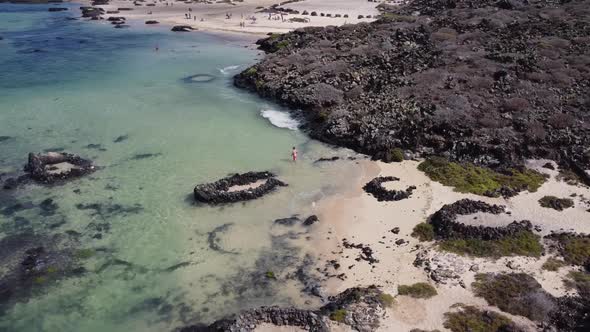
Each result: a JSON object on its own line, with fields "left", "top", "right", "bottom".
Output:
{"left": 260, "top": 109, "right": 300, "bottom": 130}
{"left": 218, "top": 65, "right": 241, "bottom": 75}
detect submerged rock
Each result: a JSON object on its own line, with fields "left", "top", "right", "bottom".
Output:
{"left": 274, "top": 216, "right": 300, "bottom": 226}
{"left": 182, "top": 74, "right": 216, "bottom": 84}
{"left": 193, "top": 171, "right": 287, "bottom": 204}
{"left": 24, "top": 152, "right": 95, "bottom": 184}
{"left": 113, "top": 134, "right": 129, "bottom": 143}
{"left": 0, "top": 233, "right": 87, "bottom": 311}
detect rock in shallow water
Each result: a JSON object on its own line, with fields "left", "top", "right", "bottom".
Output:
{"left": 24, "top": 152, "right": 95, "bottom": 184}
{"left": 180, "top": 285, "right": 388, "bottom": 332}
{"left": 193, "top": 171, "right": 287, "bottom": 204}
{"left": 172, "top": 25, "right": 194, "bottom": 32}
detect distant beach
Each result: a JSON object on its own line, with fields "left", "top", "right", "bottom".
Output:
{"left": 78, "top": 0, "right": 387, "bottom": 35}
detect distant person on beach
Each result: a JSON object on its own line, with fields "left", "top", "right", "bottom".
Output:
{"left": 292, "top": 147, "right": 297, "bottom": 162}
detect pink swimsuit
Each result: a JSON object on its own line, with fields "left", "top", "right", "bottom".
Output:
{"left": 292, "top": 150, "right": 297, "bottom": 161}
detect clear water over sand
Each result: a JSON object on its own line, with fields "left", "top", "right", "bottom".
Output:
{"left": 0, "top": 4, "right": 361, "bottom": 331}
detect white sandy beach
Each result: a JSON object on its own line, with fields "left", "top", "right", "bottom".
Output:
{"left": 298, "top": 159, "right": 590, "bottom": 331}
{"left": 81, "top": 0, "right": 400, "bottom": 36}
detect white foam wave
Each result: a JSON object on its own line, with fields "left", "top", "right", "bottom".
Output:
{"left": 218, "top": 65, "right": 241, "bottom": 75}
{"left": 260, "top": 109, "right": 300, "bottom": 131}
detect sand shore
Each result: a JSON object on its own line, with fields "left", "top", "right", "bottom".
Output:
{"left": 298, "top": 158, "right": 590, "bottom": 331}
{"left": 80, "top": 0, "right": 394, "bottom": 36}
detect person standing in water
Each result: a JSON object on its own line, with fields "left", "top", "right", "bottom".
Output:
{"left": 292, "top": 147, "right": 298, "bottom": 162}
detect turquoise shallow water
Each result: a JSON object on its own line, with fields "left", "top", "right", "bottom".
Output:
{"left": 0, "top": 4, "right": 360, "bottom": 331}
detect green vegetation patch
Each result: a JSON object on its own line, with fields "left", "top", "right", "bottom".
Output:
{"left": 265, "top": 271, "right": 276, "bottom": 279}
{"left": 274, "top": 40, "right": 290, "bottom": 51}
{"left": 538, "top": 196, "right": 574, "bottom": 211}
{"left": 564, "top": 271, "right": 590, "bottom": 294}
{"left": 412, "top": 222, "right": 435, "bottom": 242}
{"left": 33, "top": 276, "right": 46, "bottom": 284}
{"left": 542, "top": 258, "right": 566, "bottom": 271}
{"left": 384, "top": 148, "right": 404, "bottom": 162}
{"left": 398, "top": 282, "right": 438, "bottom": 299}
{"left": 417, "top": 157, "right": 546, "bottom": 196}
{"left": 439, "top": 230, "right": 542, "bottom": 258}
{"left": 378, "top": 293, "right": 395, "bottom": 308}
{"left": 45, "top": 266, "right": 58, "bottom": 274}
{"left": 472, "top": 273, "right": 556, "bottom": 322}
{"left": 75, "top": 248, "right": 94, "bottom": 259}
{"left": 443, "top": 304, "right": 517, "bottom": 332}
{"left": 548, "top": 233, "right": 590, "bottom": 266}
{"left": 329, "top": 308, "right": 347, "bottom": 322}
{"left": 244, "top": 67, "right": 257, "bottom": 77}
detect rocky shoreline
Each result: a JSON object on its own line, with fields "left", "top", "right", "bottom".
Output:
{"left": 180, "top": 286, "right": 389, "bottom": 332}
{"left": 234, "top": 0, "right": 590, "bottom": 174}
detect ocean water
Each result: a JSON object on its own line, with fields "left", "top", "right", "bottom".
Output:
{"left": 0, "top": 4, "right": 361, "bottom": 331}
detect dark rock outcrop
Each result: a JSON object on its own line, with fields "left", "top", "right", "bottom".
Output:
{"left": 80, "top": 7, "right": 104, "bottom": 19}
{"left": 107, "top": 16, "right": 125, "bottom": 22}
{"left": 186, "top": 307, "right": 327, "bottom": 332}
{"left": 538, "top": 196, "right": 574, "bottom": 211}
{"left": 429, "top": 199, "right": 532, "bottom": 240}
{"left": 179, "top": 285, "right": 388, "bottom": 332}
{"left": 172, "top": 25, "right": 194, "bottom": 32}
{"left": 145, "top": 20, "right": 159, "bottom": 24}
{"left": 193, "top": 171, "right": 287, "bottom": 204}
{"left": 303, "top": 215, "right": 319, "bottom": 226}
{"left": 24, "top": 152, "right": 95, "bottom": 184}
{"left": 362, "top": 176, "right": 416, "bottom": 201}
{"left": 48, "top": 7, "right": 67, "bottom": 11}
{"left": 234, "top": 0, "right": 590, "bottom": 171}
